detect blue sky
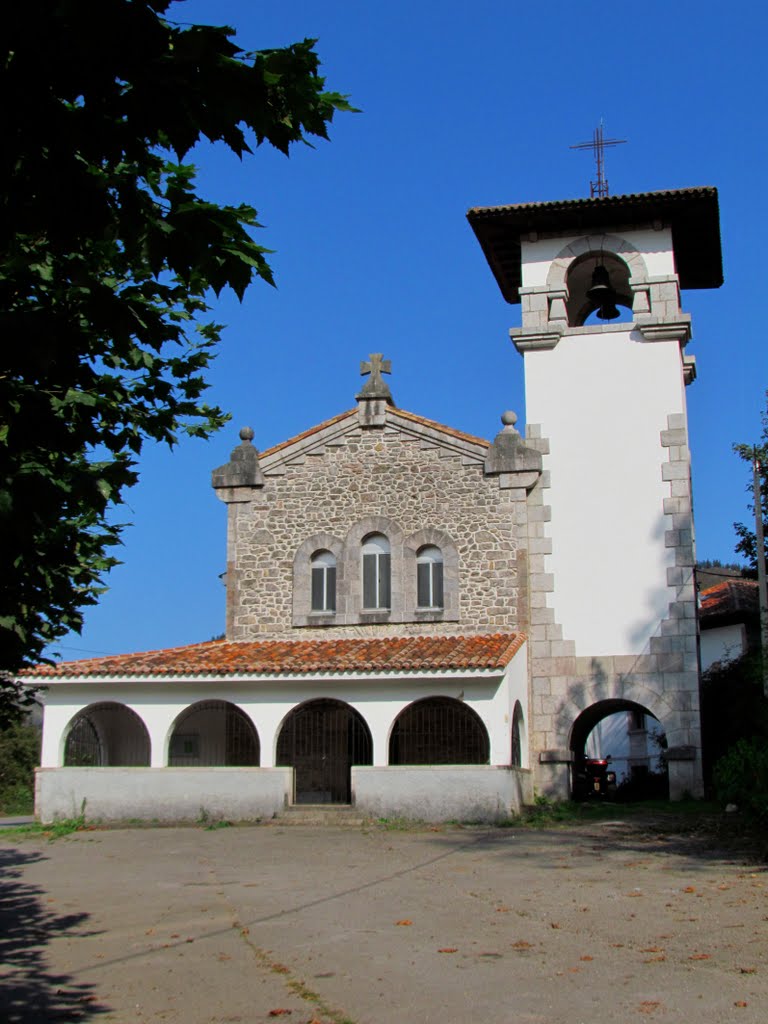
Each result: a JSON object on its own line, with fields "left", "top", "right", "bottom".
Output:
{"left": 51, "top": 0, "right": 768, "bottom": 659}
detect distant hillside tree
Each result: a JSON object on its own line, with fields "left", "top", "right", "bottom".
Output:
{"left": 733, "top": 392, "right": 768, "bottom": 571}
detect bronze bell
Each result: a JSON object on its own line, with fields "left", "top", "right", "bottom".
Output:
{"left": 586, "top": 264, "right": 620, "bottom": 320}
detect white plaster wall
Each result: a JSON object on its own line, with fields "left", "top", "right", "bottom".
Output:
{"left": 353, "top": 766, "right": 533, "bottom": 822}
{"left": 525, "top": 330, "right": 686, "bottom": 655}
{"left": 36, "top": 767, "right": 291, "bottom": 823}
{"left": 38, "top": 658, "right": 527, "bottom": 772}
{"left": 520, "top": 228, "right": 675, "bottom": 287}
{"left": 700, "top": 624, "right": 747, "bottom": 671}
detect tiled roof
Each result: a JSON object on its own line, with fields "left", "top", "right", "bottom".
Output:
{"left": 259, "top": 406, "right": 490, "bottom": 463}
{"left": 25, "top": 633, "right": 526, "bottom": 680}
{"left": 260, "top": 409, "right": 357, "bottom": 459}
{"left": 699, "top": 579, "right": 758, "bottom": 622}
{"left": 467, "top": 186, "right": 722, "bottom": 302}
{"left": 391, "top": 408, "right": 490, "bottom": 449}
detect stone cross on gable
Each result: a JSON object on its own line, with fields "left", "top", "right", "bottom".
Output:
{"left": 360, "top": 352, "right": 391, "bottom": 386}
{"left": 356, "top": 352, "right": 394, "bottom": 403}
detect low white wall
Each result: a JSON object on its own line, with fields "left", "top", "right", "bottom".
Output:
{"left": 35, "top": 767, "right": 291, "bottom": 823}
{"left": 352, "top": 765, "right": 533, "bottom": 822}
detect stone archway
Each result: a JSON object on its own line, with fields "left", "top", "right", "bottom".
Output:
{"left": 570, "top": 699, "right": 668, "bottom": 800}
{"left": 276, "top": 699, "right": 372, "bottom": 805}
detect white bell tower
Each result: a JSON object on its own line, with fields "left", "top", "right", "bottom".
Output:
{"left": 469, "top": 188, "right": 723, "bottom": 799}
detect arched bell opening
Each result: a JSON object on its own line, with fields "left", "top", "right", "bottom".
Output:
{"left": 389, "top": 697, "right": 490, "bottom": 765}
{"left": 566, "top": 251, "right": 633, "bottom": 326}
{"left": 570, "top": 699, "right": 668, "bottom": 801}
{"left": 167, "top": 701, "right": 260, "bottom": 767}
{"left": 276, "top": 699, "right": 372, "bottom": 805}
{"left": 63, "top": 702, "right": 150, "bottom": 767}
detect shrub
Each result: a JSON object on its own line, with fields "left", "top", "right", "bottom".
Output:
{"left": 0, "top": 721, "right": 40, "bottom": 814}
{"left": 713, "top": 737, "right": 768, "bottom": 823}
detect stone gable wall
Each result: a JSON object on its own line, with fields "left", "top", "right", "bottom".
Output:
{"left": 227, "top": 425, "right": 521, "bottom": 640}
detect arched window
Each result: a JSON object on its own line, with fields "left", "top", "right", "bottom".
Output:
{"left": 389, "top": 698, "right": 490, "bottom": 765}
{"left": 416, "top": 545, "right": 443, "bottom": 608}
{"left": 362, "top": 533, "right": 391, "bottom": 610}
{"left": 311, "top": 550, "right": 336, "bottom": 613}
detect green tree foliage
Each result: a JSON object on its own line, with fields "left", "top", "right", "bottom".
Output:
{"left": 0, "top": 720, "right": 41, "bottom": 813}
{"left": 0, "top": 2, "right": 353, "bottom": 683}
{"left": 733, "top": 391, "right": 768, "bottom": 571}
{"left": 700, "top": 653, "right": 768, "bottom": 789}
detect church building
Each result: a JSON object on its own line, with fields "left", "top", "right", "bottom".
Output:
{"left": 28, "top": 186, "right": 722, "bottom": 822}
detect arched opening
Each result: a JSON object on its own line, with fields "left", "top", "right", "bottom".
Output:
{"left": 63, "top": 703, "right": 150, "bottom": 766}
{"left": 276, "top": 699, "right": 372, "bottom": 804}
{"left": 511, "top": 701, "right": 525, "bottom": 768}
{"left": 310, "top": 549, "right": 337, "bottom": 613}
{"left": 570, "top": 699, "right": 668, "bottom": 800}
{"left": 168, "top": 701, "right": 260, "bottom": 766}
{"left": 389, "top": 698, "right": 490, "bottom": 765}
{"left": 416, "top": 545, "right": 444, "bottom": 608}
{"left": 566, "top": 251, "right": 633, "bottom": 326}
{"left": 362, "top": 533, "right": 391, "bottom": 610}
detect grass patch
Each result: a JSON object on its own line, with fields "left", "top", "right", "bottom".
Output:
{"left": 503, "top": 797, "right": 722, "bottom": 829}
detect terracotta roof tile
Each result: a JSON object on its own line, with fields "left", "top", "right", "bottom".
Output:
{"left": 259, "top": 406, "right": 490, "bottom": 463}
{"left": 391, "top": 408, "right": 490, "bottom": 449}
{"left": 25, "top": 633, "right": 525, "bottom": 680}
{"left": 699, "top": 579, "right": 758, "bottom": 621}
{"left": 260, "top": 409, "right": 357, "bottom": 460}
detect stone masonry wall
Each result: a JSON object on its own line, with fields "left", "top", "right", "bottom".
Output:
{"left": 524, "top": 415, "right": 703, "bottom": 800}
{"left": 228, "top": 424, "right": 521, "bottom": 640}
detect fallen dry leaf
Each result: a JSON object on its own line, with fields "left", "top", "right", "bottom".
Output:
{"left": 580, "top": 955, "right": 593, "bottom": 961}
{"left": 688, "top": 953, "right": 711, "bottom": 961}
{"left": 637, "top": 1001, "right": 662, "bottom": 1014}
{"left": 550, "top": 922, "right": 560, "bottom": 929}
{"left": 395, "top": 919, "right": 412, "bottom": 926}
{"left": 739, "top": 967, "right": 756, "bottom": 974}
{"left": 271, "top": 964, "right": 290, "bottom": 974}
{"left": 268, "top": 1011, "right": 292, "bottom": 1017}
{"left": 641, "top": 947, "right": 663, "bottom": 953}
{"left": 511, "top": 941, "right": 533, "bottom": 949}
{"left": 683, "top": 886, "right": 696, "bottom": 893}
{"left": 644, "top": 956, "right": 666, "bottom": 963}
{"left": 438, "top": 947, "right": 458, "bottom": 954}
{"left": 735, "top": 1002, "right": 748, "bottom": 1008}
{"left": 495, "top": 906, "right": 511, "bottom": 913}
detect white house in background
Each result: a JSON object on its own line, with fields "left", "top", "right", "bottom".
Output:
{"left": 26, "top": 187, "right": 723, "bottom": 822}
{"left": 699, "top": 578, "right": 758, "bottom": 671}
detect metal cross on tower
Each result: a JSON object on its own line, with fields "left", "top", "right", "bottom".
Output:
{"left": 570, "top": 122, "right": 626, "bottom": 198}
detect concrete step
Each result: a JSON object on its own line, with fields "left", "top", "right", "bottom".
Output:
{"left": 275, "top": 804, "right": 367, "bottom": 826}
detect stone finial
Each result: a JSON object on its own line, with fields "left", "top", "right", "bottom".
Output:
{"left": 211, "top": 426, "right": 265, "bottom": 500}
{"left": 484, "top": 410, "right": 543, "bottom": 477}
{"left": 356, "top": 353, "right": 394, "bottom": 403}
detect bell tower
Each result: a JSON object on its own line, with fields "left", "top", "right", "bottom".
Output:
{"left": 468, "top": 188, "right": 723, "bottom": 799}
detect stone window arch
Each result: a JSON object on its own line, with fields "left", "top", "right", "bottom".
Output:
{"left": 292, "top": 533, "right": 344, "bottom": 626}
{"left": 404, "top": 527, "right": 460, "bottom": 622}
{"left": 343, "top": 516, "right": 405, "bottom": 621}
{"left": 311, "top": 550, "right": 337, "bottom": 613}
{"left": 362, "top": 533, "right": 391, "bottom": 610}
